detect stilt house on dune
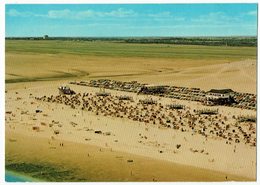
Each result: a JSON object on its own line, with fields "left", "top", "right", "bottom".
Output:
{"left": 205, "top": 89, "right": 236, "bottom": 105}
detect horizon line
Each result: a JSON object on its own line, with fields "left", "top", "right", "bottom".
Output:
{"left": 5, "top": 35, "right": 257, "bottom": 38}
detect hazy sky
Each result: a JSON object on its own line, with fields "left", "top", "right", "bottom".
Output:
{"left": 6, "top": 4, "right": 258, "bottom": 37}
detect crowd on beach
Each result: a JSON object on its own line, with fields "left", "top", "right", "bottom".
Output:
{"left": 70, "top": 79, "right": 256, "bottom": 110}
{"left": 35, "top": 91, "right": 256, "bottom": 148}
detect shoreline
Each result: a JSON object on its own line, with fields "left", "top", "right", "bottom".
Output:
{"left": 6, "top": 131, "right": 254, "bottom": 182}
{"left": 5, "top": 170, "right": 41, "bottom": 182}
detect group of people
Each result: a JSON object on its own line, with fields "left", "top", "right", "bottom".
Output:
{"left": 35, "top": 90, "right": 256, "bottom": 148}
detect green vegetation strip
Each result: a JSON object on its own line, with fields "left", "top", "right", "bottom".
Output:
{"left": 6, "top": 162, "right": 87, "bottom": 182}
{"left": 6, "top": 37, "right": 257, "bottom": 47}
{"left": 6, "top": 40, "right": 257, "bottom": 60}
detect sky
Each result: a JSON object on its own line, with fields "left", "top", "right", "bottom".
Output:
{"left": 5, "top": 4, "right": 258, "bottom": 37}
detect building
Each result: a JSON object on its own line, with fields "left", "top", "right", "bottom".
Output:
{"left": 43, "top": 35, "right": 49, "bottom": 40}
{"left": 205, "top": 89, "right": 235, "bottom": 105}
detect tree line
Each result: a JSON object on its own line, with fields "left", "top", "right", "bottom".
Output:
{"left": 6, "top": 36, "right": 257, "bottom": 47}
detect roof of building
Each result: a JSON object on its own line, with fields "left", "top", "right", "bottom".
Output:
{"left": 208, "top": 89, "right": 234, "bottom": 94}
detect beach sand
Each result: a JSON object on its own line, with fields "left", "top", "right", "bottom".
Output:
{"left": 6, "top": 131, "right": 253, "bottom": 182}
{"left": 6, "top": 53, "right": 256, "bottom": 93}
{"left": 5, "top": 79, "right": 256, "bottom": 181}
{"left": 5, "top": 45, "right": 257, "bottom": 181}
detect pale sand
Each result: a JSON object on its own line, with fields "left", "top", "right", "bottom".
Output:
{"left": 5, "top": 51, "right": 256, "bottom": 181}
{"left": 6, "top": 53, "right": 256, "bottom": 93}
{"left": 5, "top": 81, "right": 256, "bottom": 181}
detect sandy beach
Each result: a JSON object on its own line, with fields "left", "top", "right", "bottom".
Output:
{"left": 5, "top": 39, "right": 257, "bottom": 181}
{"left": 6, "top": 131, "right": 253, "bottom": 182}
{"left": 5, "top": 78, "right": 256, "bottom": 181}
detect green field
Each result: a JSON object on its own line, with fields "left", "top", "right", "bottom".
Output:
{"left": 6, "top": 40, "right": 257, "bottom": 60}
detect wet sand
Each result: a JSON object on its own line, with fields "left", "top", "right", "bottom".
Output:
{"left": 6, "top": 131, "right": 253, "bottom": 182}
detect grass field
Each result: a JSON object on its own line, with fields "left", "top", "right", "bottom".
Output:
{"left": 6, "top": 40, "right": 257, "bottom": 60}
